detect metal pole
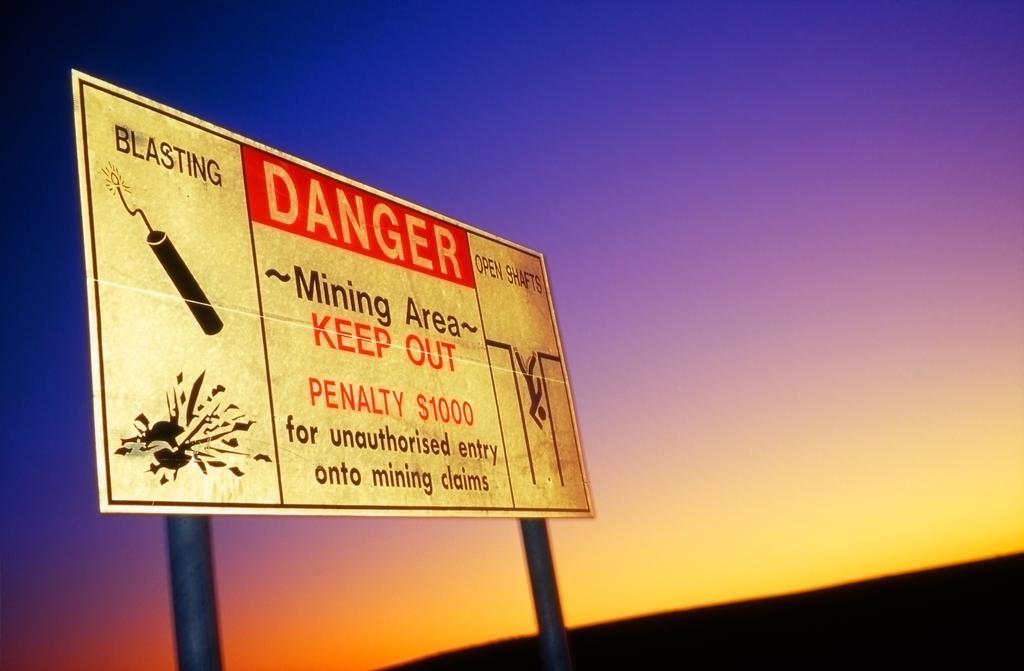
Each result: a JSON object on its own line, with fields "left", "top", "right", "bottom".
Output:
{"left": 520, "top": 518, "right": 573, "bottom": 671}
{"left": 166, "top": 515, "right": 223, "bottom": 671}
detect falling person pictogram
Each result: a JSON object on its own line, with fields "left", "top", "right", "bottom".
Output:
{"left": 515, "top": 348, "right": 548, "bottom": 428}
{"left": 102, "top": 164, "right": 224, "bottom": 335}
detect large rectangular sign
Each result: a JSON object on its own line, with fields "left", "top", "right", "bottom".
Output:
{"left": 73, "top": 72, "right": 592, "bottom": 516}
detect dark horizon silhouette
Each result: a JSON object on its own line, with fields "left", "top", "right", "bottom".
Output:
{"left": 390, "top": 553, "right": 1023, "bottom": 670}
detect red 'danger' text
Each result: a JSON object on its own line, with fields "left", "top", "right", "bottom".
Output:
{"left": 242, "top": 146, "right": 474, "bottom": 288}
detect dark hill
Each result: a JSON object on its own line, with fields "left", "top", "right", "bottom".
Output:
{"left": 388, "top": 553, "right": 1023, "bottom": 669}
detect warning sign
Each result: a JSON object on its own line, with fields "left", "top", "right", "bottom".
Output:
{"left": 73, "top": 72, "right": 592, "bottom": 517}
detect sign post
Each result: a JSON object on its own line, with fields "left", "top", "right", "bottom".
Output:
{"left": 73, "top": 71, "right": 593, "bottom": 670}
{"left": 166, "top": 516, "right": 222, "bottom": 671}
{"left": 521, "top": 519, "right": 574, "bottom": 671}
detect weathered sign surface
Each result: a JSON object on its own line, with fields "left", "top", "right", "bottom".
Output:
{"left": 73, "top": 71, "right": 592, "bottom": 516}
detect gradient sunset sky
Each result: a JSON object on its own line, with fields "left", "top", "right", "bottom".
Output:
{"left": 3, "top": 2, "right": 1022, "bottom": 670}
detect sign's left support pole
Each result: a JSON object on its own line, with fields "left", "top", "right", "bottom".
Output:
{"left": 166, "top": 515, "right": 223, "bottom": 671}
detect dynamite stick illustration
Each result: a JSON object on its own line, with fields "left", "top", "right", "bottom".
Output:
{"left": 102, "top": 164, "right": 224, "bottom": 335}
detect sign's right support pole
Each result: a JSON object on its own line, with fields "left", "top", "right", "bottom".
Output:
{"left": 520, "top": 519, "right": 574, "bottom": 671}
{"left": 166, "top": 515, "right": 223, "bottom": 671}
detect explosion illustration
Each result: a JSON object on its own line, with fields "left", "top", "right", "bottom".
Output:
{"left": 116, "top": 371, "right": 271, "bottom": 484}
